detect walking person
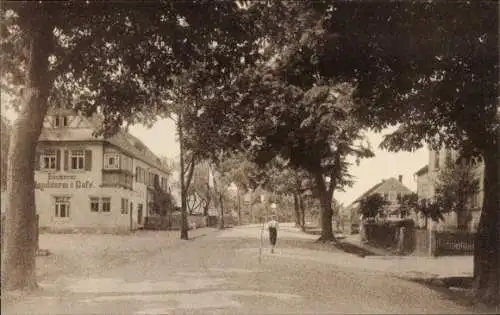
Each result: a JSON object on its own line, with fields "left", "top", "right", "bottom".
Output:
{"left": 267, "top": 215, "right": 279, "bottom": 253}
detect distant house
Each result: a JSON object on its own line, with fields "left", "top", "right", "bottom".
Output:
{"left": 346, "top": 175, "right": 414, "bottom": 224}
{"left": 414, "top": 165, "right": 432, "bottom": 202}
{"left": 414, "top": 146, "right": 484, "bottom": 232}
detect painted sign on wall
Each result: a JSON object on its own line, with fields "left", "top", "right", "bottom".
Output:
{"left": 35, "top": 174, "right": 94, "bottom": 191}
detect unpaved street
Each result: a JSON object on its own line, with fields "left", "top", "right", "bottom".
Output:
{"left": 2, "top": 224, "right": 484, "bottom": 314}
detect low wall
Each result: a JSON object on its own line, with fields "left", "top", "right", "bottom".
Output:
{"left": 413, "top": 228, "right": 430, "bottom": 256}
{"left": 144, "top": 214, "right": 224, "bottom": 230}
{"left": 364, "top": 220, "right": 414, "bottom": 254}
{"left": 364, "top": 220, "right": 475, "bottom": 256}
{"left": 39, "top": 226, "right": 131, "bottom": 234}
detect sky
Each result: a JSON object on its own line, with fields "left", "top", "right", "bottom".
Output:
{"left": 1, "top": 96, "right": 428, "bottom": 207}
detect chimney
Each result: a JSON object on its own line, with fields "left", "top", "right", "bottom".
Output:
{"left": 398, "top": 175, "right": 403, "bottom": 183}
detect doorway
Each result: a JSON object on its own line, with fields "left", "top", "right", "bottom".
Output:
{"left": 137, "top": 203, "right": 143, "bottom": 225}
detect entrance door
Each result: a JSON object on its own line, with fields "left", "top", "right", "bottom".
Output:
{"left": 137, "top": 204, "right": 143, "bottom": 225}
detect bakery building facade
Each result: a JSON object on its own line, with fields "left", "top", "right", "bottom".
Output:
{"left": 34, "top": 107, "right": 171, "bottom": 232}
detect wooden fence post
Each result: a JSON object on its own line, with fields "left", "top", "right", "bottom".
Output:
{"left": 397, "top": 226, "right": 405, "bottom": 254}
{"left": 429, "top": 229, "right": 436, "bottom": 257}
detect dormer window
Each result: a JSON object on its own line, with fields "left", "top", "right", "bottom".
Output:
{"left": 54, "top": 115, "right": 68, "bottom": 128}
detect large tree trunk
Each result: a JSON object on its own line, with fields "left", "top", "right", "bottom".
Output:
{"left": 212, "top": 172, "right": 224, "bottom": 229}
{"left": 299, "top": 194, "right": 306, "bottom": 231}
{"left": 178, "top": 113, "right": 189, "bottom": 240}
{"left": 293, "top": 192, "right": 301, "bottom": 227}
{"left": 237, "top": 187, "right": 241, "bottom": 225}
{"left": 203, "top": 168, "right": 210, "bottom": 217}
{"left": 218, "top": 192, "right": 225, "bottom": 229}
{"left": 473, "top": 145, "right": 499, "bottom": 306}
{"left": 1, "top": 20, "right": 54, "bottom": 291}
{"left": 314, "top": 172, "right": 335, "bottom": 241}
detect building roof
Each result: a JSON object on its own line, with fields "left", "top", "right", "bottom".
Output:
{"left": 348, "top": 181, "right": 385, "bottom": 208}
{"left": 346, "top": 177, "right": 414, "bottom": 209}
{"left": 107, "top": 132, "right": 169, "bottom": 174}
{"left": 39, "top": 113, "right": 169, "bottom": 174}
{"left": 414, "top": 165, "right": 429, "bottom": 176}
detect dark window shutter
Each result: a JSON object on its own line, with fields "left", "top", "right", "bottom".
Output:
{"left": 64, "top": 150, "right": 69, "bottom": 171}
{"left": 56, "top": 149, "right": 61, "bottom": 170}
{"left": 85, "top": 150, "right": 92, "bottom": 171}
{"left": 35, "top": 150, "right": 41, "bottom": 170}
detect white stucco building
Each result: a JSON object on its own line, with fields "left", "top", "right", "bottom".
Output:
{"left": 33, "top": 107, "right": 172, "bottom": 232}
{"left": 414, "top": 146, "right": 484, "bottom": 231}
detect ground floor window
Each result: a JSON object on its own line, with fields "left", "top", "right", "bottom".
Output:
{"left": 102, "top": 197, "right": 111, "bottom": 212}
{"left": 90, "top": 197, "right": 99, "bottom": 212}
{"left": 90, "top": 197, "right": 111, "bottom": 213}
{"left": 55, "top": 196, "right": 70, "bottom": 218}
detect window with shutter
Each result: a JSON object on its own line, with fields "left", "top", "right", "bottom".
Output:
{"left": 56, "top": 149, "right": 61, "bottom": 170}
{"left": 85, "top": 150, "right": 92, "bottom": 171}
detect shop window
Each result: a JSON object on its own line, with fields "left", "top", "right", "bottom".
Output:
{"left": 55, "top": 196, "right": 70, "bottom": 218}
